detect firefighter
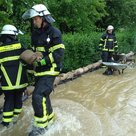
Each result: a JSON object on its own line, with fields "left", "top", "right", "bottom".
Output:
{"left": 22, "top": 4, "right": 65, "bottom": 135}
{"left": 99, "top": 25, "right": 118, "bottom": 75}
{"left": 0, "top": 25, "right": 28, "bottom": 127}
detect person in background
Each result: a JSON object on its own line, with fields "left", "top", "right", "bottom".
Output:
{"left": 22, "top": 4, "right": 65, "bottom": 136}
{"left": 0, "top": 24, "right": 28, "bottom": 127}
{"left": 99, "top": 25, "right": 118, "bottom": 75}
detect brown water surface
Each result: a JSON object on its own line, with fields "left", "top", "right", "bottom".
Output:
{"left": 0, "top": 67, "right": 136, "bottom": 136}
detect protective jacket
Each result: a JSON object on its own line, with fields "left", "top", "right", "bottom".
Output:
{"left": 31, "top": 24, "right": 65, "bottom": 76}
{"left": 99, "top": 32, "right": 118, "bottom": 52}
{"left": 0, "top": 39, "right": 28, "bottom": 91}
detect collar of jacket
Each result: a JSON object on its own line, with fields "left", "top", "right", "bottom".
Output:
{"left": 34, "top": 23, "right": 51, "bottom": 34}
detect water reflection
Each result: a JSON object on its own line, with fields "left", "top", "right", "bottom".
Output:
{"left": 0, "top": 67, "right": 136, "bottom": 136}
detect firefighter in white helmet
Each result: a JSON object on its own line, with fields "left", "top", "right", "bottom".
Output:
{"left": 99, "top": 25, "right": 118, "bottom": 75}
{"left": 0, "top": 24, "right": 28, "bottom": 127}
{"left": 22, "top": 4, "right": 65, "bottom": 135}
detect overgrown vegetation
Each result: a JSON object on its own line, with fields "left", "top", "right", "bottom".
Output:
{"left": 0, "top": 0, "right": 136, "bottom": 72}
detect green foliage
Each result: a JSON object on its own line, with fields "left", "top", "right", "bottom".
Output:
{"left": 117, "top": 29, "right": 136, "bottom": 53}
{"left": 0, "top": 0, "right": 13, "bottom": 28}
{"left": 103, "top": 0, "right": 136, "bottom": 28}
{"left": 47, "top": 0, "right": 107, "bottom": 32}
{"left": 62, "top": 32, "right": 101, "bottom": 72}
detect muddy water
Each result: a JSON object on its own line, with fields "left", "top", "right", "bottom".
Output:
{"left": 0, "top": 67, "right": 136, "bottom": 136}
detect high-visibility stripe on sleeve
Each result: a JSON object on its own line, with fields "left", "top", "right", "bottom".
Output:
{"left": 100, "top": 38, "right": 104, "bottom": 41}
{"left": 49, "top": 44, "right": 65, "bottom": 53}
{"left": 0, "top": 56, "right": 20, "bottom": 63}
{"left": 36, "top": 47, "right": 45, "bottom": 52}
{"left": 0, "top": 43, "right": 21, "bottom": 52}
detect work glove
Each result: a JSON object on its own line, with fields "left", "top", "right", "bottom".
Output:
{"left": 39, "top": 58, "right": 46, "bottom": 66}
{"left": 33, "top": 58, "right": 46, "bottom": 67}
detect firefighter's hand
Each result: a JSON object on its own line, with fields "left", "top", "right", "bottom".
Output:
{"left": 39, "top": 58, "right": 46, "bottom": 66}
{"left": 35, "top": 52, "right": 43, "bottom": 62}
{"left": 98, "top": 47, "right": 102, "bottom": 52}
{"left": 114, "top": 46, "right": 118, "bottom": 53}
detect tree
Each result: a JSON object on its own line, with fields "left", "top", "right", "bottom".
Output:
{"left": 103, "top": 0, "right": 136, "bottom": 29}
{"left": 47, "top": 0, "right": 107, "bottom": 33}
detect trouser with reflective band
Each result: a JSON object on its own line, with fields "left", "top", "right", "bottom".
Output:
{"left": 2, "top": 89, "right": 24, "bottom": 124}
{"left": 101, "top": 51, "right": 113, "bottom": 62}
{"left": 32, "top": 76, "right": 55, "bottom": 128}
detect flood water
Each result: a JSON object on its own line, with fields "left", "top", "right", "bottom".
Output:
{"left": 0, "top": 67, "right": 136, "bottom": 136}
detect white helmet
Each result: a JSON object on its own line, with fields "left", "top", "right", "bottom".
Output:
{"left": 22, "top": 4, "right": 55, "bottom": 23}
{"left": 107, "top": 25, "right": 114, "bottom": 30}
{"left": 0, "top": 24, "right": 23, "bottom": 35}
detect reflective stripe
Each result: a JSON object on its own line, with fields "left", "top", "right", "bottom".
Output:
{"left": 35, "top": 122, "right": 48, "bottom": 128}
{"left": 42, "top": 97, "right": 47, "bottom": 117}
{"left": 2, "top": 83, "right": 28, "bottom": 90}
{"left": 0, "top": 43, "right": 21, "bottom": 52}
{"left": 34, "top": 71, "right": 59, "bottom": 76}
{"left": 107, "top": 39, "right": 113, "bottom": 41}
{"left": 3, "top": 111, "right": 13, "bottom": 116}
{"left": 3, "top": 111, "right": 13, "bottom": 122}
{"left": 34, "top": 97, "right": 47, "bottom": 122}
{"left": 34, "top": 116, "right": 48, "bottom": 122}
{"left": 102, "top": 49, "right": 114, "bottom": 52}
{"left": 100, "top": 38, "right": 104, "bottom": 41}
{"left": 103, "top": 37, "right": 114, "bottom": 51}
{"left": 16, "top": 63, "right": 22, "bottom": 86}
{"left": 1, "top": 64, "right": 12, "bottom": 87}
{"left": 14, "top": 108, "right": 22, "bottom": 113}
{"left": 104, "top": 38, "right": 107, "bottom": 50}
{"left": 49, "top": 53, "right": 54, "bottom": 63}
{"left": 36, "top": 47, "right": 45, "bottom": 52}
{"left": 0, "top": 56, "right": 20, "bottom": 63}
{"left": 34, "top": 97, "right": 48, "bottom": 128}
{"left": 99, "top": 44, "right": 103, "bottom": 46}
{"left": 2, "top": 118, "right": 12, "bottom": 123}
{"left": 48, "top": 112, "right": 55, "bottom": 120}
{"left": 49, "top": 44, "right": 65, "bottom": 52}
{"left": 51, "top": 63, "right": 56, "bottom": 72}
{"left": 1, "top": 63, "right": 28, "bottom": 90}
{"left": 34, "top": 63, "right": 59, "bottom": 76}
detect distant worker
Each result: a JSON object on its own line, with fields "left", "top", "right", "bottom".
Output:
{"left": 22, "top": 4, "right": 65, "bottom": 136}
{"left": 0, "top": 25, "right": 28, "bottom": 127}
{"left": 99, "top": 25, "right": 118, "bottom": 75}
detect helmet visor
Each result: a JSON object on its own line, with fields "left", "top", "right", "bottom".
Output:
{"left": 22, "top": 9, "right": 39, "bottom": 20}
{"left": 44, "top": 15, "right": 55, "bottom": 23}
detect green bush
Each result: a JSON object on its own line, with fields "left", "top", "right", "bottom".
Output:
{"left": 62, "top": 32, "right": 101, "bottom": 72}
{"left": 117, "top": 30, "right": 136, "bottom": 53}
{"left": 18, "top": 29, "right": 136, "bottom": 73}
